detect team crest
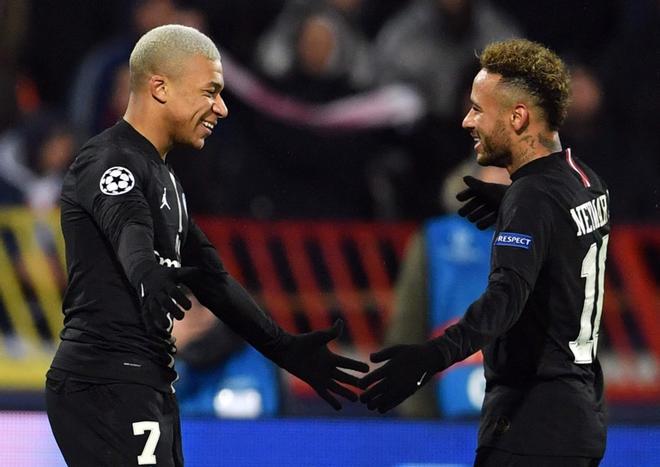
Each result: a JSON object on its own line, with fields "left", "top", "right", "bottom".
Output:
{"left": 99, "top": 166, "right": 135, "bottom": 195}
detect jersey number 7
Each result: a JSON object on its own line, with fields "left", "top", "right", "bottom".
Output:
{"left": 132, "top": 421, "right": 160, "bottom": 465}
{"left": 570, "top": 234, "right": 609, "bottom": 364}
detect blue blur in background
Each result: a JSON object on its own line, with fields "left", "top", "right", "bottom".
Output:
{"left": 3, "top": 412, "right": 658, "bottom": 466}
{"left": 183, "top": 419, "right": 657, "bottom": 467}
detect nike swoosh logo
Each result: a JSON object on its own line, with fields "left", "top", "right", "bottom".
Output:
{"left": 417, "top": 371, "right": 428, "bottom": 387}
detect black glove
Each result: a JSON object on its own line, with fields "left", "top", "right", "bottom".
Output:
{"left": 137, "top": 264, "right": 199, "bottom": 335}
{"left": 456, "top": 175, "right": 508, "bottom": 230}
{"left": 358, "top": 342, "right": 447, "bottom": 413}
{"left": 272, "top": 320, "right": 369, "bottom": 410}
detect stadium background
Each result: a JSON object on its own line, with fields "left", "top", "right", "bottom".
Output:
{"left": 0, "top": 0, "right": 657, "bottom": 465}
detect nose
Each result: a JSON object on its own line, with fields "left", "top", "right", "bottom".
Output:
{"left": 213, "top": 95, "right": 229, "bottom": 119}
{"left": 462, "top": 108, "right": 474, "bottom": 129}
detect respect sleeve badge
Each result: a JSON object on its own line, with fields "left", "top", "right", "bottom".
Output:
{"left": 494, "top": 232, "right": 533, "bottom": 249}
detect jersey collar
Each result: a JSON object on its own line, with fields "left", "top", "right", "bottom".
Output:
{"left": 116, "top": 119, "right": 165, "bottom": 164}
{"left": 510, "top": 149, "right": 567, "bottom": 181}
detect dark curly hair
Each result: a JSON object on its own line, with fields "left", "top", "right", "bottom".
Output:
{"left": 480, "top": 39, "right": 571, "bottom": 131}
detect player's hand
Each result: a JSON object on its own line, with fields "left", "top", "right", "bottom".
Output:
{"left": 273, "top": 320, "right": 369, "bottom": 410}
{"left": 456, "top": 175, "right": 508, "bottom": 230}
{"left": 358, "top": 342, "right": 445, "bottom": 414}
{"left": 138, "top": 265, "right": 199, "bottom": 334}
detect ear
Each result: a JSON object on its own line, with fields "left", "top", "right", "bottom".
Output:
{"left": 510, "top": 103, "right": 529, "bottom": 134}
{"left": 149, "top": 75, "right": 167, "bottom": 104}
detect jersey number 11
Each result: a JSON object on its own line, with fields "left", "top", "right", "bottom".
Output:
{"left": 570, "top": 234, "right": 610, "bottom": 364}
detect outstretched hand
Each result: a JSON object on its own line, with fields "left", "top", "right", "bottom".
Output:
{"left": 359, "top": 342, "right": 445, "bottom": 413}
{"left": 275, "top": 320, "right": 369, "bottom": 410}
{"left": 456, "top": 175, "right": 508, "bottom": 230}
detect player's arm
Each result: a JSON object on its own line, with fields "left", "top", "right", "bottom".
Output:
{"left": 74, "top": 150, "right": 192, "bottom": 332}
{"left": 180, "top": 219, "right": 369, "bottom": 410}
{"left": 360, "top": 182, "right": 552, "bottom": 412}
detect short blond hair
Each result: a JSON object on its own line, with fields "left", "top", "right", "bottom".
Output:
{"left": 480, "top": 39, "right": 570, "bottom": 131}
{"left": 129, "top": 24, "right": 220, "bottom": 89}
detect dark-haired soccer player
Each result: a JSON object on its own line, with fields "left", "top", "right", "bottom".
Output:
{"left": 360, "top": 39, "right": 608, "bottom": 467}
{"left": 46, "top": 24, "right": 367, "bottom": 467}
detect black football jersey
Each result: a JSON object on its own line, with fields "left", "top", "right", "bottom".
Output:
{"left": 480, "top": 149, "right": 609, "bottom": 457}
{"left": 52, "top": 120, "right": 190, "bottom": 392}
{"left": 436, "top": 149, "right": 609, "bottom": 457}
{"left": 52, "top": 119, "right": 285, "bottom": 393}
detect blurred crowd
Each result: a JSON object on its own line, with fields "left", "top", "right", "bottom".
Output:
{"left": 0, "top": 0, "right": 657, "bottom": 222}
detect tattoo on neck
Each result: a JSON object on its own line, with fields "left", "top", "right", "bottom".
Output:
{"left": 518, "top": 149, "right": 533, "bottom": 164}
{"left": 520, "top": 135, "right": 536, "bottom": 149}
{"left": 538, "top": 133, "right": 560, "bottom": 151}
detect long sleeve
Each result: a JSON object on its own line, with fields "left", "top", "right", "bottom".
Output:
{"left": 74, "top": 148, "right": 156, "bottom": 289}
{"left": 431, "top": 267, "right": 531, "bottom": 364}
{"left": 431, "top": 181, "right": 553, "bottom": 366}
{"left": 181, "top": 219, "right": 289, "bottom": 357}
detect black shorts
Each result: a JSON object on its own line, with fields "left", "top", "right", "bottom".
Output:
{"left": 45, "top": 369, "right": 183, "bottom": 467}
{"left": 475, "top": 447, "right": 601, "bottom": 467}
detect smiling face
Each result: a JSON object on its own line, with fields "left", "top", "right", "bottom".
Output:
{"left": 164, "top": 54, "right": 228, "bottom": 150}
{"left": 462, "top": 69, "right": 513, "bottom": 168}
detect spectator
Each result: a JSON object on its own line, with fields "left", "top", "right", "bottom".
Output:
{"left": 372, "top": 0, "right": 520, "bottom": 120}
{"left": 0, "top": 112, "right": 75, "bottom": 210}
{"left": 0, "top": 112, "right": 72, "bottom": 335}
{"left": 224, "top": 0, "right": 385, "bottom": 219}
{"left": 255, "top": 0, "right": 373, "bottom": 98}
{"left": 368, "top": 0, "right": 520, "bottom": 220}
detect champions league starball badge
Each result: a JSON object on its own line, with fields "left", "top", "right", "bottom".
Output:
{"left": 99, "top": 166, "right": 135, "bottom": 195}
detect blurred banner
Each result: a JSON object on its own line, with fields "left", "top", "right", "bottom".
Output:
{"left": 0, "top": 208, "right": 63, "bottom": 390}
{"left": 0, "top": 208, "right": 658, "bottom": 406}
{"left": 220, "top": 50, "right": 425, "bottom": 130}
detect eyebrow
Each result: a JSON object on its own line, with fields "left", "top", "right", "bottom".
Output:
{"left": 206, "top": 81, "right": 224, "bottom": 92}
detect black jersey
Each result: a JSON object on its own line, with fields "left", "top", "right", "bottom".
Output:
{"left": 52, "top": 119, "right": 285, "bottom": 393}
{"left": 435, "top": 149, "right": 609, "bottom": 457}
{"left": 52, "top": 120, "right": 189, "bottom": 391}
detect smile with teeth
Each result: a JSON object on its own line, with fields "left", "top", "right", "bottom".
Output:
{"left": 202, "top": 121, "right": 215, "bottom": 130}
{"left": 472, "top": 133, "right": 481, "bottom": 150}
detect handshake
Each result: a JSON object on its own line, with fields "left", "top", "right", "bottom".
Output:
{"left": 276, "top": 174, "right": 508, "bottom": 412}
{"left": 266, "top": 320, "right": 450, "bottom": 413}
{"left": 273, "top": 174, "right": 507, "bottom": 411}
{"left": 134, "top": 264, "right": 445, "bottom": 412}
{"left": 136, "top": 175, "right": 506, "bottom": 412}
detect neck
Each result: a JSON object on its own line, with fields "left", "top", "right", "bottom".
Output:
{"left": 123, "top": 95, "right": 171, "bottom": 160}
{"left": 507, "top": 130, "right": 562, "bottom": 174}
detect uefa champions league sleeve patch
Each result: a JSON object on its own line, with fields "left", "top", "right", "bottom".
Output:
{"left": 494, "top": 232, "right": 533, "bottom": 249}
{"left": 99, "top": 166, "right": 135, "bottom": 195}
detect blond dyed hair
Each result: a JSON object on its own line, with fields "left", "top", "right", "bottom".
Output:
{"left": 129, "top": 24, "right": 220, "bottom": 89}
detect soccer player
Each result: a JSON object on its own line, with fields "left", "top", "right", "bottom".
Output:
{"left": 360, "top": 39, "right": 609, "bottom": 467}
{"left": 45, "top": 24, "right": 368, "bottom": 466}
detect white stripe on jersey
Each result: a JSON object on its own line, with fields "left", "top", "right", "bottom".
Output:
{"left": 565, "top": 148, "right": 591, "bottom": 187}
